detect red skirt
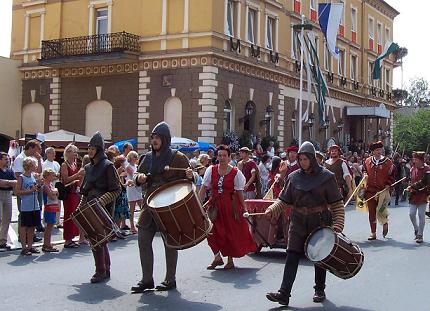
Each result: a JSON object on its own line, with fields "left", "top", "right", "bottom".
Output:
{"left": 207, "top": 194, "right": 256, "bottom": 257}
{"left": 63, "top": 192, "right": 80, "bottom": 240}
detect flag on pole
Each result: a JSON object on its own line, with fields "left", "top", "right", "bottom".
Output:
{"left": 303, "top": 32, "right": 328, "bottom": 123}
{"left": 318, "top": 3, "right": 344, "bottom": 59}
{"left": 372, "top": 41, "right": 399, "bottom": 80}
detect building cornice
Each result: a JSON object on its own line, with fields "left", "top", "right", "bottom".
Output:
{"left": 364, "top": 0, "right": 400, "bottom": 20}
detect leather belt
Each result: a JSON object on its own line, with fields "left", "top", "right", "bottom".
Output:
{"left": 293, "top": 205, "right": 328, "bottom": 216}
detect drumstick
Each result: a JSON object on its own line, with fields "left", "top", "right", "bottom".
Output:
{"left": 164, "top": 165, "right": 201, "bottom": 172}
{"left": 243, "top": 212, "right": 266, "bottom": 218}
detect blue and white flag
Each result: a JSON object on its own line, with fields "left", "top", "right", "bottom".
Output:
{"left": 318, "top": 3, "right": 344, "bottom": 59}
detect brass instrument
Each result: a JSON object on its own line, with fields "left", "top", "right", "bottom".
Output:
{"left": 355, "top": 174, "right": 368, "bottom": 212}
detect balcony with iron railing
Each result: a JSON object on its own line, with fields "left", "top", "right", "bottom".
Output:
{"left": 39, "top": 31, "right": 140, "bottom": 65}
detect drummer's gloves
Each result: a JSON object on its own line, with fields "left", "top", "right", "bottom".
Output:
{"left": 267, "top": 199, "right": 289, "bottom": 220}
{"left": 98, "top": 189, "right": 121, "bottom": 207}
{"left": 329, "top": 200, "right": 345, "bottom": 233}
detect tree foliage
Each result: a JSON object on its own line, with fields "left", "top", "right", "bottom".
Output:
{"left": 404, "top": 77, "right": 430, "bottom": 107}
{"left": 393, "top": 108, "right": 430, "bottom": 154}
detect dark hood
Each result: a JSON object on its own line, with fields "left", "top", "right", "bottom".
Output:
{"left": 288, "top": 141, "right": 333, "bottom": 191}
{"left": 142, "top": 122, "right": 174, "bottom": 175}
{"left": 89, "top": 131, "right": 106, "bottom": 165}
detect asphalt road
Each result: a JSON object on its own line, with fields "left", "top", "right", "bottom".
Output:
{"left": 1, "top": 200, "right": 429, "bottom": 311}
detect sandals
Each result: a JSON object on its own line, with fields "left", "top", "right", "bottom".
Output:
{"left": 20, "top": 249, "right": 32, "bottom": 256}
{"left": 207, "top": 258, "right": 224, "bottom": 270}
{"left": 64, "top": 241, "right": 79, "bottom": 248}
{"left": 223, "top": 262, "right": 235, "bottom": 270}
{"left": 29, "top": 247, "right": 40, "bottom": 254}
{"left": 42, "top": 245, "right": 59, "bottom": 253}
{"left": 367, "top": 234, "right": 376, "bottom": 241}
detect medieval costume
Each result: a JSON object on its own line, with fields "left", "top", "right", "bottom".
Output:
{"left": 362, "top": 141, "right": 395, "bottom": 240}
{"left": 408, "top": 152, "right": 430, "bottom": 243}
{"left": 324, "top": 145, "right": 353, "bottom": 200}
{"left": 80, "top": 132, "right": 121, "bottom": 283}
{"left": 282, "top": 145, "right": 300, "bottom": 181}
{"left": 238, "top": 147, "right": 260, "bottom": 199}
{"left": 131, "top": 122, "right": 192, "bottom": 293}
{"left": 202, "top": 145, "right": 256, "bottom": 269}
{"left": 265, "top": 141, "right": 345, "bottom": 307}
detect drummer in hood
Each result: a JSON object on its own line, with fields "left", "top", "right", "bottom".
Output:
{"left": 80, "top": 132, "right": 121, "bottom": 283}
{"left": 132, "top": 121, "right": 193, "bottom": 293}
{"left": 264, "top": 141, "right": 345, "bottom": 307}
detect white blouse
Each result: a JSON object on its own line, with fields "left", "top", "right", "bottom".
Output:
{"left": 202, "top": 165, "right": 246, "bottom": 191}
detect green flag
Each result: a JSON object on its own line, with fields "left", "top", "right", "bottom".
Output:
{"left": 373, "top": 42, "right": 399, "bottom": 80}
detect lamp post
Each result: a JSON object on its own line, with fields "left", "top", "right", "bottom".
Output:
{"left": 264, "top": 105, "right": 274, "bottom": 136}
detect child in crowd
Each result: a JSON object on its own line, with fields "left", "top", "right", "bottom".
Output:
{"left": 15, "top": 157, "right": 41, "bottom": 256}
{"left": 113, "top": 155, "right": 130, "bottom": 233}
{"left": 42, "top": 169, "right": 60, "bottom": 252}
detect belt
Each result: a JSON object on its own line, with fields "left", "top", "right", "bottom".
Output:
{"left": 293, "top": 205, "right": 328, "bottom": 216}
{"left": 0, "top": 188, "right": 12, "bottom": 191}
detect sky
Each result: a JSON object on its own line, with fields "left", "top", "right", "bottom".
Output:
{"left": 0, "top": 0, "right": 428, "bottom": 89}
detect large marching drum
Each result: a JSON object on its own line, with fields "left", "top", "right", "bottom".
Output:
{"left": 70, "top": 199, "right": 117, "bottom": 249}
{"left": 305, "top": 227, "right": 364, "bottom": 279}
{"left": 146, "top": 179, "right": 212, "bottom": 250}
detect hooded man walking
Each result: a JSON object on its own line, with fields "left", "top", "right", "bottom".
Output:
{"left": 132, "top": 122, "right": 193, "bottom": 293}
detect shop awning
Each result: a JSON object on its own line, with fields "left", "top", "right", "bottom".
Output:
{"left": 346, "top": 104, "right": 391, "bottom": 118}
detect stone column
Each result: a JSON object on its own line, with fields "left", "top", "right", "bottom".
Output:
{"left": 48, "top": 77, "right": 61, "bottom": 131}
{"left": 198, "top": 66, "right": 218, "bottom": 144}
{"left": 137, "top": 70, "right": 150, "bottom": 153}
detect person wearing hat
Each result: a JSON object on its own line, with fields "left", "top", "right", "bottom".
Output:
{"left": 131, "top": 122, "right": 194, "bottom": 293}
{"left": 315, "top": 151, "right": 325, "bottom": 166}
{"left": 79, "top": 132, "right": 121, "bottom": 283}
{"left": 279, "top": 145, "right": 300, "bottom": 182}
{"left": 324, "top": 145, "right": 353, "bottom": 202}
{"left": 264, "top": 141, "right": 345, "bottom": 307}
{"left": 405, "top": 152, "right": 430, "bottom": 243}
{"left": 362, "top": 141, "right": 395, "bottom": 240}
{"left": 238, "top": 147, "right": 261, "bottom": 199}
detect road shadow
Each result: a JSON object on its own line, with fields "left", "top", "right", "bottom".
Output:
{"left": 267, "top": 298, "right": 373, "bottom": 311}
{"left": 137, "top": 289, "right": 222, "bottom": 311}
{"left": 202, "top": 267, "right": 261, "bottom": 289}
{"left": 355, "top": 238, "right": 419, "bottom": 251}
{"left": 67, "top": 282, "right": 126, "bottom": 304}
{"left": 248, "top": 250, "right": 286, "bottom": 264}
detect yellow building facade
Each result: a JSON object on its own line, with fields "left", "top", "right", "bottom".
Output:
{"left": 11, "top": 0, "right": 399, "bottom": 152}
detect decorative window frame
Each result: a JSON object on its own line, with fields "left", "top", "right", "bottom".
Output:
{"left": 88, "top": 0, "right": 113, "bottom": 36}
{"left": 264, "top": 9, "right": 279, "bottom": 51}
{"left": 350, "top": 53, "right": 358, "bottom": 81}
{"left": 245, "top": 2, "right": 260, "bottom": 45}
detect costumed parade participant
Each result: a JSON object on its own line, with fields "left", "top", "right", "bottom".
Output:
{"left": 324, "top": 145, "right": 353, "bottom": 201}
{"left": 265, "top": 141, "right": 345, "bottom": 307}
{"left": 131, "top": 122, "right": 193, "bottom": 293}
{"left": 279, "top": 145, "right": 300, "bottom": 182}
{"left": 79, "top": 132, "right": 121, "bottom": 283}
{"left": 406, "top": 152, "right": 430, "bottom": 243}
{"left": 362, "top": 141, "right": 395, "bottom": 240}
{"left": 199, "top": 145, "right": 256, "bottom": 270}
{"left": 237, "top": 147, "right": 260, "bottom": 199}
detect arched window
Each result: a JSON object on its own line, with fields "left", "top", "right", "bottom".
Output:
{"left": 86, "top": 100, "right": 112, "bottom": 139}
{"left": 22, "top": 103, "right": 45, "bottom": 134}
{"left": 164, "top": 97, "right": 182, "bottom": 137}
{"left": 223, "top": 100, "right": 232, "bottom": 133}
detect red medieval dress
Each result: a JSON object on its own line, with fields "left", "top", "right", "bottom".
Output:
{"left": 63, "top": 163, "right": 80, "bottom": 241}
{"left": 207, "top": 165, "right": 256, "bottom": 257}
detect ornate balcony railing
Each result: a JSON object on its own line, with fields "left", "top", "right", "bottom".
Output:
{"left": 41, "top": 31, "right": 140, "bottom": 60}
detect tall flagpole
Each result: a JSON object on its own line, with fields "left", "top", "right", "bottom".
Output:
{"left": 298, "top": 14, "right": 305, "bottom": 146}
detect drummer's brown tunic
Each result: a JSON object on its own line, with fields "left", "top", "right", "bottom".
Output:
{"left": 136, "top": 151, "right": 189, "bottom": 228}
{"left": 268, "top": 175, "right": 344, "bottom": 253}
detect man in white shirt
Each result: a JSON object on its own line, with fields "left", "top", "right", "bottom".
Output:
{"left": 42, "top": 147, "right": 60, "bottom": 175}
{"left": 324, "top": 145, "right": 353, "bottom": 201}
